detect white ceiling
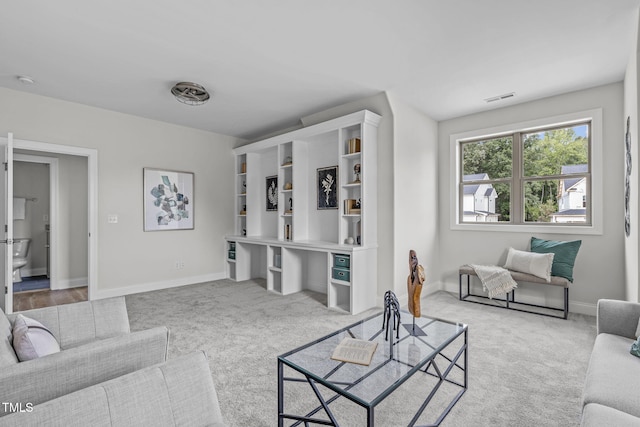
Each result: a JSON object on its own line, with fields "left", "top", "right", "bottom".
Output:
{"left": 1, "top": 1, "right": 638, "bottom": 140}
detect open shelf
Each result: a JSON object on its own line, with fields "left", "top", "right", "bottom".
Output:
{"left": 229, "top": 110, "right": 380, "bottom": 314}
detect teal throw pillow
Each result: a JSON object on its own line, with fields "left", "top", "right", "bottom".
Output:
{"left": 530, "top": 237, "right": 582, "bottom": 282}
{"left": 632, "top": 338, "right": 640, "bottom": 358}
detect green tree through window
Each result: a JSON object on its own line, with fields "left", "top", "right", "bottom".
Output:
{"left": 460, "top": 123, "right": 590, "bottom": 224}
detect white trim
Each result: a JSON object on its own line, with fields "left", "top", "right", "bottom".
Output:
{"left": 52, "top": 277, "right": 87, "bottom": 290}
{"left": 11, "top": 138, "right": 98, "bottom": 300}
{"left": 92, "top": 272, "right": 226, "bottom": 300}
{"left": 449, "top": 108, "right": 603, "bottom": 235}
{"left": 21, "top": 267, "right": 47, "bottom": 277}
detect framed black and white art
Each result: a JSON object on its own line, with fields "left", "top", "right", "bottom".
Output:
{"left": 266, "top": 175, "right": 278, "bottom": 211}
{"left": 317, "top": 166, "right": 338, "bottom": 209}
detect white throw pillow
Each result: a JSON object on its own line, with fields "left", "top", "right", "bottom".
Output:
{"left": 504, "top": 247, "right": 554, "bottom": 282}
{"left": 12, "top": 314, "right": 60, "bottom": 362}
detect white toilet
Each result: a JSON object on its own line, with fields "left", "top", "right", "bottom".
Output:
{"left": 13, "top": 238, "right": 31, "bottom": 283}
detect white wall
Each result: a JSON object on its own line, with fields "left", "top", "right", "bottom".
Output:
{"left": 0, "top": 88, "right": 240, "bottom": 297}
{"left": 58, "top": 153, "right": 88, "bottom": 287}
{"left": 624, "top": 9, "right": 640, "bottom": 303}
{"left": 438, "top": 83, "right": 625, "bottom": 315}
{"left": 387, "top": 93, "right": 440, "bottom": 300}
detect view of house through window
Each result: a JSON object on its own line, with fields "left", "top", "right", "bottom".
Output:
{"left": 460, "top": 122, "right": 590, "bottom": 225}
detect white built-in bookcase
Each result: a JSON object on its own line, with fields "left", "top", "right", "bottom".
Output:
{"left": 226, "top": 110, "right": 380, "bottom": 314}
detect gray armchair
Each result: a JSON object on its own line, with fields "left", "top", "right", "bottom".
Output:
{"left": 0, "top": 351, "right": 227, "bottom": 426}
{"left": 0, "top": 296, "right": 169, "bottom": 416}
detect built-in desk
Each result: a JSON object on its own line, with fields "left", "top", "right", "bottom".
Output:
{"left": 225, "top": 236, "right": 377, "bottom": 315}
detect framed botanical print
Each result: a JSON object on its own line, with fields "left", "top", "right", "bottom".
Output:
{"left": 266, "top": 175, "right": 278, "bottom": 211}
{"left": 317, "top": 166, "right": 338, "bottom": 209}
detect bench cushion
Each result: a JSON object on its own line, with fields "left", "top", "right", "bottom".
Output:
{"left": 459, "top": 265, "right": 570, "bottom": 288}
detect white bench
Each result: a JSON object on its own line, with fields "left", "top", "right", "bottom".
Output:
{"left": 458, "top": 265, "right": 570, "bottom": 319}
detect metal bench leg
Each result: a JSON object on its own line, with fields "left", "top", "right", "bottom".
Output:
{"left": 564, "top": 288, "right": 569, "bottom": 319}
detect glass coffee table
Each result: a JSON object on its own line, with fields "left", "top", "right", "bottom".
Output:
{"left": 278, "top": 310, "right": 468, "bottom": 426}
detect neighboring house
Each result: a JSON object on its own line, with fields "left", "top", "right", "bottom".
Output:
{"left": 550, "top": 164, "right": 587, "bottom": 223}
{"left": 462, "top": 173, "right": 499, "bottom": 222}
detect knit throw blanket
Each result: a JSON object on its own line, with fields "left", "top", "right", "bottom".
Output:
{"left": 469, "top": 264, "right": 517, "bottom": 299}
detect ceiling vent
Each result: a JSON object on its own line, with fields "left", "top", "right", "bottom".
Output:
{"left": 171, "top": 82, "right": 210, "bottom": 106}
{"left": 484, "top": 92, "right": 515, "bottom": 103}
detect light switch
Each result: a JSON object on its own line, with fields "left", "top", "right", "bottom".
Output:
{"left": 107, "top": 214, "right": 118, "bottom": 224}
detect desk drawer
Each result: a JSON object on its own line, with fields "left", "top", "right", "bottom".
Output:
{"left": 332, "top": 267, "right": 350, "bottom": 282}
{"left": 334, "top": 255, "right": 350, "bottom": 268}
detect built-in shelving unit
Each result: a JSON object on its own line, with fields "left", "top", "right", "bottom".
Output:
{"left": 226, "top": 110, "right": 380, "bottom": 314}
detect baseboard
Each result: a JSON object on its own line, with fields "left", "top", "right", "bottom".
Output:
{"left": 23, "top": 267, "right": 47, "bottom": 277}
{"left": 91, "top": 272, "right": 227, "bottom": 300}
{"left": 51, "top": 277, "right": 87, "bottom": 290}
{"left": 441, "top": 280, "right": 597, "bottom": 317}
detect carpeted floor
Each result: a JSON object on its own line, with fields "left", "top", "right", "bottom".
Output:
{"left": 125, "top": 279, "right": 596, "bottom": 427}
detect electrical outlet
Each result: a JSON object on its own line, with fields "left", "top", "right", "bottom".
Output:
{"left": 175, "top": 261, "right": 185, "bottom": 270}
{"left": 107, "top": 214, "right": 118, "bottom": 224}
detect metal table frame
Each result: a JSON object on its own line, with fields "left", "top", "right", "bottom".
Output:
{"left": 277, "top": 313, "right": 468, "bottom": 426}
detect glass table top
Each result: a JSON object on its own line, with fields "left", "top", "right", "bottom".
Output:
{"left": 279, "top": 310, "right": 467, "bottom": 406}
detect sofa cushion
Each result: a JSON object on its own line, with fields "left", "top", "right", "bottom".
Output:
{"left": 0, "top": 311, "right": 18, "bottom": 366}
{"left": 583, "top": 333, "right": 640, "bottom": 418}
{"left": 504, "top": 247, "right": 554, "bottom": 281}
{"left": 636, "top": 317, "right": 640, "bottom": 338}
{"left": 530, "top": 237, "right": 581, "bottom": 282}
{"left": 581, "top": 403, "right": 640, "bottom": 427}
{"left": 12, "top": 314, "right": 60, "bottom": 362}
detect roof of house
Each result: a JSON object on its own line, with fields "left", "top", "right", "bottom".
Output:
{"left": 561, "top": 164, "right": 588, "bottom": 190}
{"left": 463, "top": 211, "right": 500, "bottom": 217}
{"left": 463, "top": 173, "right": 489, "bottom": 182}
{"left": 463, "top": 173, "right": 492, "bottom": 195}
{"left": 551, "top": 208, "right": 587, "bottom": 216}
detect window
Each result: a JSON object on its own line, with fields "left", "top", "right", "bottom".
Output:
{"left": 450, "top": 109, "right": 602, "bottom": 234}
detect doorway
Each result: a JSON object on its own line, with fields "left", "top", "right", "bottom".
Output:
{"left": 3, "top": 137, "right": 97, "bottom": 313}
{"left": 12, "top": 152, "right": 91, "bottom": 311}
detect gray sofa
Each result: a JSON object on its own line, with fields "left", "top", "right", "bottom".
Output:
{"left": 0, "top": 297, "right": 169, "bottom": 416}
{"left": 0, "top": 351, "right": 227, "bottom": 426}
{"left": 581, "top": 299, "right": 640, "bottom": 426}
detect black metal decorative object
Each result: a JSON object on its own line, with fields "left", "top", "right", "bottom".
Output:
{"left": 382, "top": 290, "right": 401, "bottom": 340}
{"left": 625, "top": 116, "right": 632, "bottom": 237}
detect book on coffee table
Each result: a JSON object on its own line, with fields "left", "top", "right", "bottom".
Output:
{"left": 331, "top": 337, "right": 378, "bottom": 366}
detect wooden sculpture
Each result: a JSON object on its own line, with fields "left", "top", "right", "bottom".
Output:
{"left": 407, "top": 250, "right": 425, "bottom": 317}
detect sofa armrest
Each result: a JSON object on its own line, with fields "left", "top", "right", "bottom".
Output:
{"left": 0, "top": 326, "right": 169, "bottom": 416}
{"left": 597, "top": 299, "right": 640, "bottom": 339}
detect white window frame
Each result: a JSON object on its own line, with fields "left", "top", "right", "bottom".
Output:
{"left": 449, "top": 108, "right": 603, "bottom": 235}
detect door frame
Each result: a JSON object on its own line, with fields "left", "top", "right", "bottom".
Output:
{"left": 12, "top": 138, "right": 97, "bottom": 301}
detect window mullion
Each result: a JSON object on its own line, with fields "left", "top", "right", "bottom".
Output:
{"left": 511, "top": 132, "right": 523, "bottom": 224}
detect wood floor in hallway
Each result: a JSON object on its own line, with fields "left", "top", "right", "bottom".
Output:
{"left": 13, "top": 287, "right": 88, "bottom": 311}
